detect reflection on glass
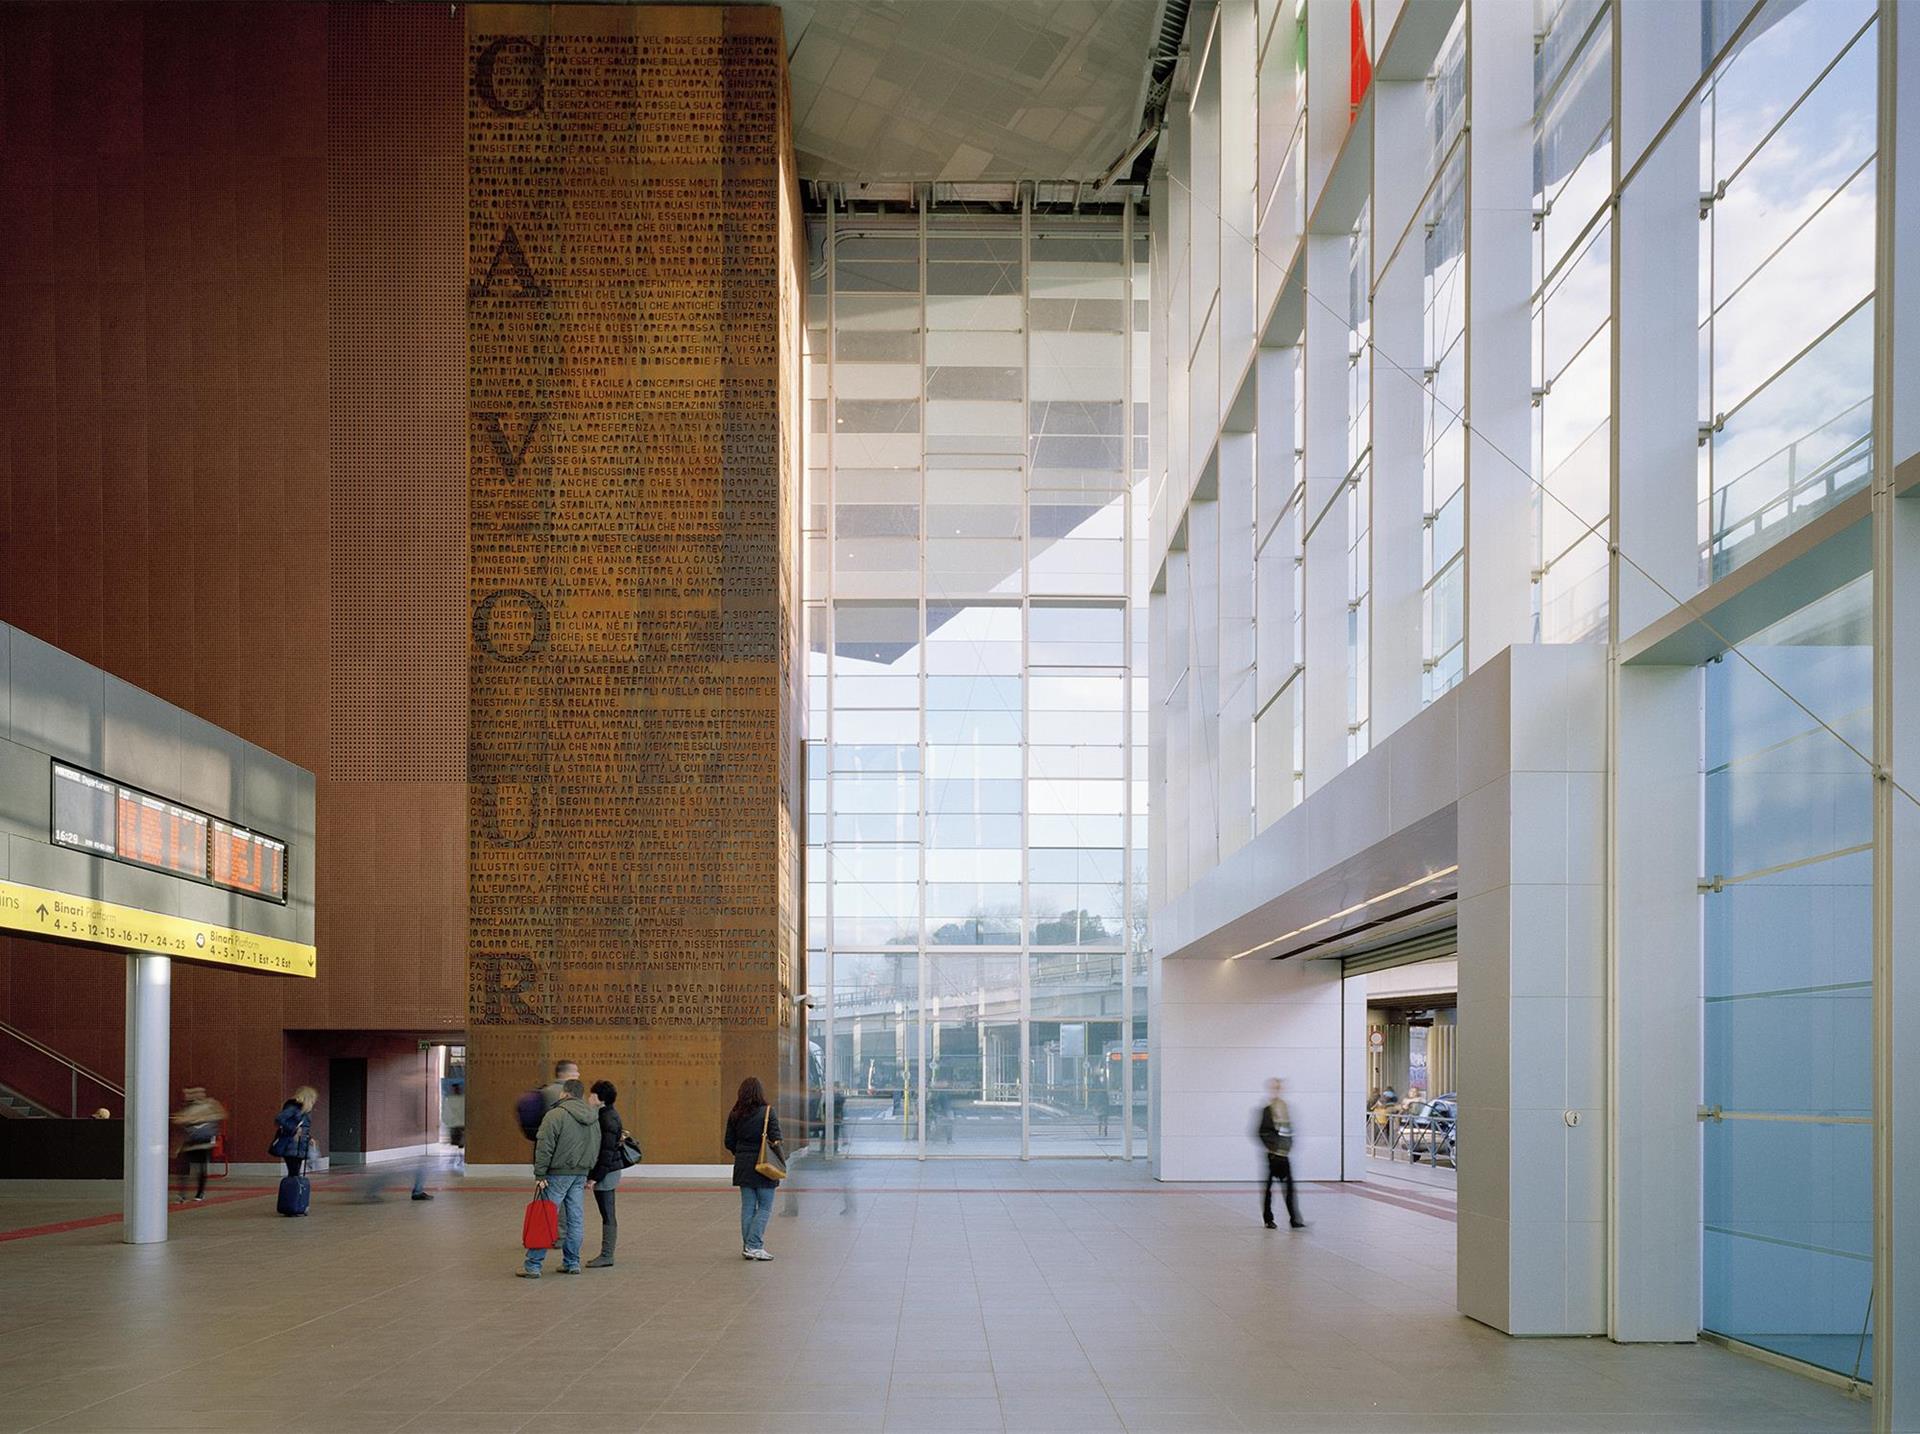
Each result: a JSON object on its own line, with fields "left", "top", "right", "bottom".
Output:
{"left": 831, "top": 954, "right": 919, "bottom": 1156}
{"left": 1701, "top": 575, "right": 1872, "bottom": 1378}
{"left": 924, "top": 955, "right": 1022, "bottom": 1153}
{"left": 812, "top": 215, "right": 1145, "bottom": 1156}
{"left": 1697, "top": 7, "right": 1877, "bottom": 583}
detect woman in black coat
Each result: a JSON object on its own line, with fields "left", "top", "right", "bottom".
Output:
{"left": 585, "top": 1080, "right": 624, "bottom": 1269}
{"left": 722, "top": 1075, "right": 783, "bottom": 1260}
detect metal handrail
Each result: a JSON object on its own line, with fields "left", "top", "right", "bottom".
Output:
{"left": 0, "top": 1018, "right": 124, "bottom": 1117}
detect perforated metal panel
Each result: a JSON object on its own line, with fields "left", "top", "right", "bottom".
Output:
{"left": 326, "top": 3, "right": 468, "bottom": 784}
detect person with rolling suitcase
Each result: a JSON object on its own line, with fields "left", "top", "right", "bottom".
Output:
{"left": 271, "top": 1086, "right": 317, "bottom": 1217}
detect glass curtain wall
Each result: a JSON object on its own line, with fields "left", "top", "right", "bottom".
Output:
{"left": 1346, "top": 203, "right": 1372, "bottom": 759}
{"left": 1701, "top": 576, "right": 1873, "bottom": 1378}
{"left": 1421, "top": 15, "right": 1467, "bottom": 703}
{"left": 805, "top": 205, "right": 1146, "bottom": 1157}
{"left": 1532, "top": 0, "right": 1612, "bottom": 643}
{"left": 1692, "top": 0, "right": 1882, "bottom": 1379}
{"left": 1697, "top": 1, "right": 1879, "bottom": 581}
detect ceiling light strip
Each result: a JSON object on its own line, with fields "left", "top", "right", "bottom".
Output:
{"left": 1226, "top": 865, "right": 1461, "bottom": 960}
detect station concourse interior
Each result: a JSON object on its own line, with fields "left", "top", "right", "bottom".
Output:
{"left": 0, "top": 1, "right": 1917, "bottom": 1432}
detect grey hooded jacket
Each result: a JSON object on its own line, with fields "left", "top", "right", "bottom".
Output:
{"left": 533, "top": 1097, "right": 599, "bottom": 1178}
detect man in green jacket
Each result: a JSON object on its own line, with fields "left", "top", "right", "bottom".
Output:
{"left": 519, "top": 1079, "right": 598, "bottom": 1277}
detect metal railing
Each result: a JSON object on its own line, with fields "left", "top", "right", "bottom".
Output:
{"left": 1701, "top": 410, "right": 1873, "bottom": 584}
{"left": 1364, "top": 1106, "right": 1457, "bottom": 1168}
{"left": 0, "top": 1018, "right": 124, "bottom": 1117}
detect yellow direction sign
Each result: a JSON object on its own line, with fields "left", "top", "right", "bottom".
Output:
{"left": 0, "top": 879, "right": 315, "bottom": 978}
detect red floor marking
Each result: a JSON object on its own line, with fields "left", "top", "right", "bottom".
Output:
{"left": 0, "top": 1186, "right": 274, "bottom": 1243}
{"left": 1334, "top": 1183, "right": 1457, "bottom": 1222}
{"left": 0, "top": 1179, "right": 1453, "bottom": 1241}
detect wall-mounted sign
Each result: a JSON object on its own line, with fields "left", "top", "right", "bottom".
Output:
{"left": 51, "top": 763, "right": 288, "bottom": 904}
{"left": 212, "top": 820, "right": 286, "bottom": 902}
{"left": 0, "top": 878, "right": 314, "bottom": 977}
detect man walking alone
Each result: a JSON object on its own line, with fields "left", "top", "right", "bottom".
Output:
{"left": 1256, "top": 1076, "right": 1306, "bottom": 1230}
{"left": 519, "top": 1078, "right": 597, "bottom": 1277}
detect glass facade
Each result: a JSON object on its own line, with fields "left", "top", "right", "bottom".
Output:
{"left": 1697, "top": 2, "right": 1879, "bottom": 581}
{"left": 805, "top": 207, "right": 1148, "bottom": 1157}
{"left": 1422, "top": 14, "right": 1467, "bottom": 700}
{"left": 1702, "top": 577, "right": 1873, "bottom": 1378}
{"left": 1149, "top": 0, "right": 1909, "bottom": 1390}
{"left": 1532, "top": 0, "right": 1611, "bottom": 644}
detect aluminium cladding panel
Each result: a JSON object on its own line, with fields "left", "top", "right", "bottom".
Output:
{"left": 0, "top": 623, "right": 316, "bottom": 949}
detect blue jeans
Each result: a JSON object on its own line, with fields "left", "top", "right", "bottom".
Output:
{"left": 739, "top": 1185, "right": 775, "bottom": 1251}
{"left": 526, "top": 1174, "right": 586, "bottom": 1272}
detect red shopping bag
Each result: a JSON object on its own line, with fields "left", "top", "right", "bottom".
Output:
{"left": 522, "top": 1194, "right": 558, "bottom": 1249}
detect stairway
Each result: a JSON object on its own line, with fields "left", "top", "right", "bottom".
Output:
{"left": 0, "top": 1081, "right": 55, "bottom": 1118}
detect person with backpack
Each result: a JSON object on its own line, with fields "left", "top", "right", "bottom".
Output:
{"left": 517, "top": 1059, "right": 578, "bottom": 1142}
{"left": 722, "top": 1076, "right": 784, "bottom": 1261}
{"left": 518, "top": 1078, "right": 597, "bottom": 1277}
{"left": 584, "top": 1079, "right": 636, "bottom": 1269}
{"left": 271, "top": 1087, "right": 317, "bottom": 1217}
{"left": 171, "top": 1087, "right": 226, "bottom": 1203}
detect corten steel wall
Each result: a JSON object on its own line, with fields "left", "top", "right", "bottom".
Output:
{"left": 463, "top": 6, "right": 804, "bottom": 1166}
{"left": 0, "top": 3, "right": 467, "bottom": 1142}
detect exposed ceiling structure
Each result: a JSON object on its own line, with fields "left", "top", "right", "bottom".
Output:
{"left": 779, "top": 0, "right": 1163, "bottom": 183}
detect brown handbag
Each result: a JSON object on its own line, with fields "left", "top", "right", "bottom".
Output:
{"left": 753, "top": 1105, "right": 786, "bottom": 1182}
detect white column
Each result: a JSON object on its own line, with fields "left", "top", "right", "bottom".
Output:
{"left": 1610, "top": 664, "right": 1701, "bottom": 1340}
{"left": 1188, "top": 497, "right": 1222, "bottom": 879}
{"left": 1614, "top": 1, "right": 1704, "bottom": 636}
{"left": 1218, "top": 432, "right": 1256, "bottom": 858}
{"left": 123, "top": 954, "right": 171, "bottom": 1244}
{"left": 1457, "top": 646, "right": 1609, "bottom": 1335}
{"left": 1875, "top": 5, "right": 1917, "bottom": 1426}
{"left": 1879, "top": 490, "right": 1920, "bottom": 1430}
{"left": 1609, "top": 0, "right": 1711, "bottom": 1346}
{"left": 1462, "top": 0, "right": 1534, "bottom": 671}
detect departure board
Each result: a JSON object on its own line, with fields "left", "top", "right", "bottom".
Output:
{"left": 115, "top": 787, "right": 210, "bottom": 881}
{"left": 51, "top": 764, "right": 117, "bottom": 856}
{"left": 211, "top": 820, "right": 286, "bottom": 902}
{"left": 49, "top": 763, "right": 287, "bottom": 904}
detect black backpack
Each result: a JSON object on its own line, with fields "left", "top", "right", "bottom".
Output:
{"left": 516, "top": 1089, "right": 546, "bottom": 1141}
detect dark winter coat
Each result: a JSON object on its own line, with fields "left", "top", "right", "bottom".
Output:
{"left": 589, "top": 1104, "right": 626, "bottom": 1185}
{"left": 723, "top": 1102, "right": 783, "bottom": 1189}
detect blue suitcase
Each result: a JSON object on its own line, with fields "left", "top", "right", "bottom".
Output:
{"left": 277, "top": 1173, "right": 310, "bottom": 1216}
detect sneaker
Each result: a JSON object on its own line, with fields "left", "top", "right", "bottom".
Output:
{"left": 516, "top": 1270, "right": 541, "bottom": 1279}
{"left": 743, "top": 1247, "right": 754, "bottom": 1259}
{"left": 559, "top": 1265, "right": 581, "bottom": 1275}
{"left": 411, "top": 1192, "right": 433, "bottom": 1201}
{"left": 746, "top": 1247, "right": 774, "bottom": 1261}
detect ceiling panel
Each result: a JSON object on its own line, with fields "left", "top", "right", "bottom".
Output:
{"left": 779, "top": 0, "right": 1158, "bottom": 181}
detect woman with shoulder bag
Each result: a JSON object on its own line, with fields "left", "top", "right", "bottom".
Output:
{"left": 584, "top": 1079, "right": 637, "bottom": 1269}
{"left": 270, "top": 1087, "right": 316, "bottom": 1179}
{"left": 722, "top": 1076, "right": 784, "bottom": 1260}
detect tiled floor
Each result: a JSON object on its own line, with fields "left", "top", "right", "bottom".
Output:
{"left": 0, "top": 1161, "right": 1867, "bottom": 1433}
